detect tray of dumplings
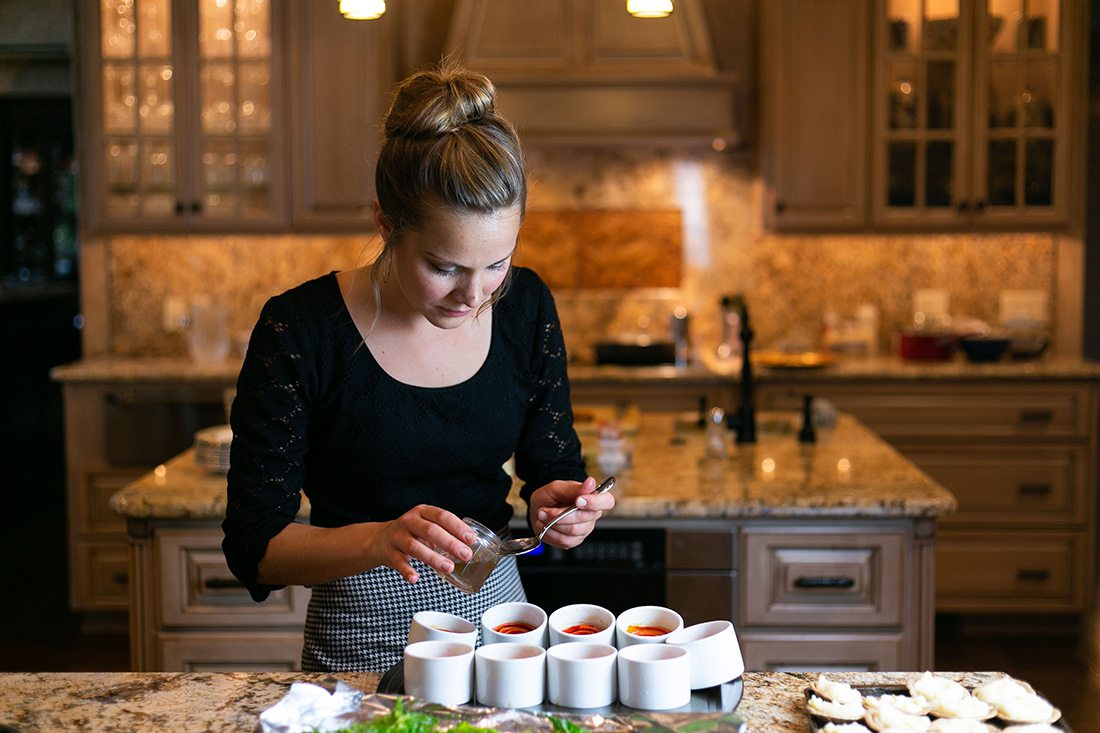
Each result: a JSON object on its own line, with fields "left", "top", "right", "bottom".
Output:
{"left": 804, "top": 671, "right": 1072, "bottom": 733}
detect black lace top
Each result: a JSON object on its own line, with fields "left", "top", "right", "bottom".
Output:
{"left": 222, "top": 267, "right": 586, "bottom": 601}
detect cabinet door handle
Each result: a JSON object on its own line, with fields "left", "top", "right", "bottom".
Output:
{"left": 775, "top": 201, "right": 787, "bottom": 214}
{"left": 957, "top": 201, "right": 971, "bottom": 213}
{"left": 175, "top": 201, "right": 185, "bottom": 215}
{"left": 1017, "top": 569, "right": 1050, "bottom": 581}
{"left": 191, "top": 201, "right": 202, "bottom": 214}
{"left": 1018, "top": 483, "right": 1052, "bottom": 496}
{"left": 203, "top": 577, "right": 245, "bottom": 590}
{"left": 974, "top": 199, "right": 987, "bottom": 212}
{"left": 794, "top": 576, "right": 855, "bottom": 589}
{"left": 1018, "top": 409, "right": 1054, "bottom": 423}
{"left": 112, "top": 572, "right": 129, "bottom": 585}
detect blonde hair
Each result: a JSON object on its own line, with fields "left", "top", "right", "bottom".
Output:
{"left": 366, "top": 63, "right": 526, "bottom": 326}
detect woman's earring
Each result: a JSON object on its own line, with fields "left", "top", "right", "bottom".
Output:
{"left": 380, "top": 248, "right": 392, "bottom": 283}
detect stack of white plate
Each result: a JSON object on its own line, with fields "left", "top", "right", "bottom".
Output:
{"left": 194, "top": 424, "right": 232, "bottom": 474}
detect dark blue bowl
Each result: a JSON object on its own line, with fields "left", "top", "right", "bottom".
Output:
{"left": 958, "top": 336, "right": 1011, "bottom": 363}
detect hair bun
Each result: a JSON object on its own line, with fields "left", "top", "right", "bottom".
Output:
{"left": 384, "top": 65, "right": 499, "bottom": 140}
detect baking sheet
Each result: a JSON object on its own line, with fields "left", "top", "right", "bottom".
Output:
{"left": 380, "top": 659, "right": 744, "bottom": 717}
{"left": 804, "top": 684, "right": 1074, "bottom": 733}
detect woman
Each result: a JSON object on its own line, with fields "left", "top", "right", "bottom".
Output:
{"left": 221, "top": 63, "right": 614, "bottom": 673}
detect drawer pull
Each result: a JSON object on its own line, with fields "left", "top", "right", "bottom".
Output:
{"left": 1017, "top": 569, "right": 1050, "bottom": 582}
{"left": 1018, "top": 483, "right": 1052, "bottom": 496}
{"left": 112, "top": 572, "right": 129, "bottom": 585}
{"left": 203, "top": 577, "right": 246, "bottom": 590}
{"left": 1018, "top": 409, "right": 1054, "bottom": 423}
{"left": 794, "top": 576, "right": 856, "bottom": 589}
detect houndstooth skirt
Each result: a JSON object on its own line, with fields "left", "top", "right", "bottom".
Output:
{"left": 301, "top": 555, "right": 526, "bottom": 673}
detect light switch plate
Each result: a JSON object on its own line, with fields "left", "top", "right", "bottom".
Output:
{"left": 999, "top": 289, "right": 1048, "bottom": 325}
{"left": 163, "top": 296, "right": 187, "bottom": 331}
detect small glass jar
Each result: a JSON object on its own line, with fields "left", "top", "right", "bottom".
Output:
{"left": 432, "top": 517, "right": 502, "bottom": 594}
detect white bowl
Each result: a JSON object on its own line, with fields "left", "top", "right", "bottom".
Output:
{"left": 665, "top": 620, "right": 744, "bottom": 689}
{"left": 616, "top": 643, "right": 691, "bottom": 710}
{"left": 615, "top": 605, "right": 684, "bottom": 648}
{"left": 548, "top": 603, "right": 615, "bottom": 647}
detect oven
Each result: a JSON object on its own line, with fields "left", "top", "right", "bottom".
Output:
{"left": 514, "top": 526, "right": 666, "bottom": 614}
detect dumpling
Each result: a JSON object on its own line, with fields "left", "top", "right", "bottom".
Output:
{"left": 907, "top": 672, "right": 969, "bottom": 706}
{"left": 863, "top": 705, "right": 932, "bottom": 732}
{"left": 994, "top": 694, "right": 1059, "bottom": 725}
{"left": 972, "top": 676, "right": 1033, "bottom": 706}
{"left": 1000, "top": 725, "right": 1064, "bottom": 733}
{"left": 808, "top": 694, "right": 865, "bottom": 721}
{"left": 863, "top": 693, "right": 932, "bottom": 716}
{"left": 813, "top": 674, "right": 864, "bottom": 707}
{"left": 928, "top": 693, "right": 996, "bottom": 720}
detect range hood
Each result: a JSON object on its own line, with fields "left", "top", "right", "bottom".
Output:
{"left": 445, "top": 0, "right": 751, "bottom": 148}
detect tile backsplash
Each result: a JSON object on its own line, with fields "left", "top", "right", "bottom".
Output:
{"left": 105, "top": 148, "right": 1057, "bottom": 362}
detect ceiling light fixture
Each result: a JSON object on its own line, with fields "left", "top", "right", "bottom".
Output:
{"left": 340, "top": 0, "right": 386, "bottom": 20}
{"left": 627, "top": 0, "right": 673, "bottom": 18}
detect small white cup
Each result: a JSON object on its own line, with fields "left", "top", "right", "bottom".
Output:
{"left": 404, "top": 640, "right": 474, "bottom": 706}
{"left": 407, "top": 611, "right": 478, "bottom": 647}
{"left": 474, "top": 643, "right": 546, "bottom": 708}
{"left": 548, "top": 603, "right": 615, "bottom": 647}
{"left": 617, "top": 643, "right": 691, "bottom": 710}
{"left": 481, "top": 602, "right": 548, "bottom": 647}
{"left": 615, "top": 605, "right": 684, "bottom": 648}
{"left": 666, "top": 620, "right": 744, "bottom": 690}
{"left": 547, "top": 642, "right": 617, "bottom": 709}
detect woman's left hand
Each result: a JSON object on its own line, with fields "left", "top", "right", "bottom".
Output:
{"left": 528, "top": 477, "right": 615, "bottom": 549}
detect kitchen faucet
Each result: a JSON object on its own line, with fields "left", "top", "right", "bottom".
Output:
{"left": 725, "top": 294, "right": 757, "bottom": 443}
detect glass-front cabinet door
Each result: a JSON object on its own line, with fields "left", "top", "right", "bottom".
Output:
{"left": 82, "top": 0, "right": 283, "bottom": 230}
{"left": 875, "top": 0, "right": 970, "bottom": 225}
{"left": 977, "top": 0, "right": 1063, "bottom": 224}
{"left": 872, "top": 0, "right": 1072, "bottom": 228}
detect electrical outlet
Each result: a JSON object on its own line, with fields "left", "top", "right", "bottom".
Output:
{"left": 912, "top": 289, "right": 950, "bottom": 322}
{"left": 163, "top": 296, "right": 188, "bottom": 331}
{"left": 999, "top": 289, "right": 1048, "bottom": 325}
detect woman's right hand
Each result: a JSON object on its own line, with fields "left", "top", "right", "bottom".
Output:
{"left": 369, "top": 505, "right": 476, "bottom": 584}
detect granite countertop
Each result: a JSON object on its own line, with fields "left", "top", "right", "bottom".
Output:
{"left": 109, "top": 412, "right": 956, "bottom": 522}
{"left": 0, "top": 671, "right": 1008, "bottom": 732}
{"left": 51, "top": 353, "right": 1100, "bottom": 384}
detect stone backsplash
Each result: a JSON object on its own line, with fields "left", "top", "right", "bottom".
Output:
{"left": 105, "top": 148, "right": 1057, "bottom": 362}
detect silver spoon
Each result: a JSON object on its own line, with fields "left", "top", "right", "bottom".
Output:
{"left": 497, "top": 476, "right": 616, "bottom": 556}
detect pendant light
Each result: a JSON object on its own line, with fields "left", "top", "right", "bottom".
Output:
{"left": 340, "top": 0, "right": 386, "bottom": 20}
{"left": 626, "top": 0, "right": 673, "bottom": 18}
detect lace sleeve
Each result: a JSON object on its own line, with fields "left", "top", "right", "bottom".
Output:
{"left": 515, "top": 280, "right": 587, "bottom": 505}
{"left": 222, "top": 296, "right": 317, "bottom": 602}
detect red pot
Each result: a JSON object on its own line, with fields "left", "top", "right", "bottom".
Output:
{"left": 898, "top": 330, "right": 957, "bottom": 361}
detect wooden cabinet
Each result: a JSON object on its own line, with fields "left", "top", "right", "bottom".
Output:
{"left": 666, "top": 519, "right": 935, "bottom": 671}
{"left": 77, "top": 0, "right": 393, "bottom": 232}
{"left": 761, "top": 0, "right": 869, "bottom": 230}
{"left": 762, "top": 0, "right": 1086, "bottom": 231}
{"left": 286, "top": 1, "right": 392, "bottom": 228}
{"left": 666, "top": 525, "right": 738, "bottom": 627}
{"left": 59, "top": 379, "right": 229, "bottom": 613}
{"left": 446, "top": 0, "right": 745, "bottom": 145}
{"left": 870, "top": 0, "right": 1084, "bottom": 228}
{"left": 77, "top": 0, "right": 287, "bottom": 231}
{"left": 131, "top": 525, "right": 309, "bottom": 671}
{"left": 757, "top": 379, "right": 1098, "bottom": 614}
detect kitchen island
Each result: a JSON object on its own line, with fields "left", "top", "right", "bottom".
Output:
{"left": 110, "top": 410, "right": 954, "bottom": 673}
{"left": 0, "top": 670, "right": 1009, "bottom": 732}
{"left": 55, "top": 354, "right": 1098, "bottom": 620}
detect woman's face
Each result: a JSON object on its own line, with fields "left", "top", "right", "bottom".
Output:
{"left": 380, "top": 203, "right": 521, "bottom": 329}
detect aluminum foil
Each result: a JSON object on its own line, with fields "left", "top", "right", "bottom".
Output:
{"left": 259, "top": 683, "right": 746, "bottom": 733}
